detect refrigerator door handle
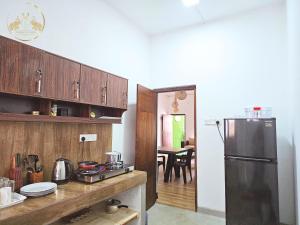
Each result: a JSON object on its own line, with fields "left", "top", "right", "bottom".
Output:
{"left": 225, "top": 156, "right": 274, "bottom": 163}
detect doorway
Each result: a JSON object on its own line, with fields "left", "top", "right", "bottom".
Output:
{"left": 135, "top": 84, "right": 197, "bottom": 211}
{"left": 155, "top": 86, "right": 197, "bottom": 211}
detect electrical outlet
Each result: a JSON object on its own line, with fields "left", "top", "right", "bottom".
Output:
{"left": 205, "top": 119, "right": 218, "bottom": 126}
{"left": 80, "top": 134, "right": 97, "bottom": 142}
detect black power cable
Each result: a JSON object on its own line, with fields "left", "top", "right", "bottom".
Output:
{"left": 81, "top": 136, "right": 86, "bottom": 160}
{"left": 216, "top": 120, "right": 224, "bottom": 143}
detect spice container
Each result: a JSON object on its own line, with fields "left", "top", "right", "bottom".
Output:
{"left": 51, "top": 104, "right": 58, "bottom": 116}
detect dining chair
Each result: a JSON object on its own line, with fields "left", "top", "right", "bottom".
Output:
{"left": 174, "top": 149, "right": 193, "bottom": 184}
{"left": 157, "top": 155, "right": 166, "bottom": 172}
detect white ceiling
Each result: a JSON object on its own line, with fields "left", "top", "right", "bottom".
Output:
{"left": 102, "top": 0, "right": 282, "bottom": 35}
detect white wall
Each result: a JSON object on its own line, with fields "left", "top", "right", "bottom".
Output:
{"left": 287, "top": 0, "right": 300, "bottom": 224}
{"left": 0, "top": 0, "right": 151, "bottom": 164}
{"left": 150, "top": 3, "right": 295, "bottom": 224}
{"left": 157, "top": 93, "right": 170, "bottom": 147}
{"left": 157, "top": 92, "right": 195, "bottom": 147}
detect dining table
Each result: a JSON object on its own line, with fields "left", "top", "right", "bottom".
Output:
{"left": 158, "top": 145, "right": 194, "bottom": 182}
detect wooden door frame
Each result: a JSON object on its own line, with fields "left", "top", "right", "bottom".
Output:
{"left": 154, "top": 85, "right": 198, "bottom": 211}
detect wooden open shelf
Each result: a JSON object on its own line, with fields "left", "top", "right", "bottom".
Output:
{"left": 88, "top": 207, "right": 139, "bottom": 225}
{"left": 0, "top": 113, "right": 122, "bottom": 124}
{"left": 50, "top": 184, "right": 141, "bottom": 225}
{"left": 0, "top": 93, "right": 124, "bottom": 124}
{"left": 53, "top": 206, "right": 138, "bottom": 225}
{"left": 0, "top": 92, "right": 126, "bottom": 125}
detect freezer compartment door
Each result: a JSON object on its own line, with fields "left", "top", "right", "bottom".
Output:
{"left": 224, "top": 119, "right": 277, "bottom": 160}
{"left": 225, "top": 158, "right": 279, "bottom": 225}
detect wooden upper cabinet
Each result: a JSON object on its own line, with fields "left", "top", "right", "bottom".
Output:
{"left": 0, "top": 37, "right": 21, "bottom": 94}
{"left": 80, "top": 65, "right": 108, "bottom": 105}
{"left": 41, "top": 53, "right": 80, "bottom": 101}
{"left": 0, "top": 36, "right": 128, "bottom": 113}
{"left": 106, "top": 74, "right": 128, "bottom": 109}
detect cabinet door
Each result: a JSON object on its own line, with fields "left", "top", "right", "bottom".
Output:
{"left": 39, "top": 53, "right": 57, "bottom": 99}
{"left": 106, "top": 74, "right": 128, "bottom": 109}
{"left": 0, "top": 36, "right": 42, "bottom": 96}
{"left": 80, "top": 65, "right": 108, "bottom": 105}
{"left": 41, "top": 53, "right": 80, "bottom": 101}
{"left": 19, "top": 43, "right": 42, "bottom": 96}
{"left": 0, "top": 37, "right": 21, "bottom": 94}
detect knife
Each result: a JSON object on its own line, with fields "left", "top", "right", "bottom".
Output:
{"left": 16, "top": 153, "right": 21, "bottom": 168}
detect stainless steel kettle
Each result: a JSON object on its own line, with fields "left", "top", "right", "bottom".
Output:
{"left": 51, "top": 158, "right": 73, "bottom": 184}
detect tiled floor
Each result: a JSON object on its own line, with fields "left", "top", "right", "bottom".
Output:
{"left": 148, "top": 204, "right": 225, "bottom": 225}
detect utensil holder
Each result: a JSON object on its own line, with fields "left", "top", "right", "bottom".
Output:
{"left": 28, "top": 172, "right": 44, "bottom": 184}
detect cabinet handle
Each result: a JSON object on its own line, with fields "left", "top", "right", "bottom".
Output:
{"left": 76, "top": 81, "right": 80, "bottom": 99}
{"left": 104, "top": 86, "right": 107, "bottom": 105}
{"left": 36, "top": 69, "right": 42, "bottom": 94}
{"left": 123, "top": 92, "right": 127, "bottom": 108}
{"left": 37, "top": 80, "right": 41, "bottom": 93}
{"left": 102, "top": 86, "right": 107, "bottom": 105}
{"left": 73, "top": 81, "right": 76, "bottom": 99}
{"left": 105, "top": 87, "right": 107, "bottom": 105}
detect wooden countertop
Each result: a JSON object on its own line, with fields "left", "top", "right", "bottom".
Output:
{"left": 0, "top": 170, "right": 147, "bottom": 225}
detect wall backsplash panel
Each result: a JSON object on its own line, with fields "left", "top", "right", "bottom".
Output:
{"left": 0, "top": 122, "right": 112, "bottom": 181}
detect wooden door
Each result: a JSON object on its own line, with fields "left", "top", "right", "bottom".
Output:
{"left": 0, "top": 37, "right": 21, "bottom": 94}
{"left": 80, "top": 65, "right": 108, "bottom": 105}
{"left": 135, "top": 84, "right": 157, "bottom": 210}
{"left": 41, "top": 53, "right": 81, "bottom": 101}
{"left": 106, "top": 74, "right": 128, "bottom": 109}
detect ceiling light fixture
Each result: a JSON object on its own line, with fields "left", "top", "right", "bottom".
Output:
{"left": 172, "top": 95, "right": 179, "bottom": 113}
{"left": 181, "top": 0, "right": 199, "bottom": 7}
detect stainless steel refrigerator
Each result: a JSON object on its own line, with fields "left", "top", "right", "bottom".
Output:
{"left": 224, "top": 118, "right": 279, "bottom": 225}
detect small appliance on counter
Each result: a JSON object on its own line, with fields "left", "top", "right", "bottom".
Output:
{"left": 105, "top": 151, "right": 123, "bottom": 170}
{"left": 75, "top": 152, "right": 134, "bottom": 184}
{"left": 52, "top": 158, "right": 73, "bottom": 184}
{"left": 105, "top": 151, "right": 121, "bottom": 162}
{"left": 75, "top": 164, "right": 134, "bottom": 184}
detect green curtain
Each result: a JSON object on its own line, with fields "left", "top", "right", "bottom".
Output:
{"left": 172, "top": 115, "right": 185, "bottom": 148}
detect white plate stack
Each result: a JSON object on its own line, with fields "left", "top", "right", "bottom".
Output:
{"left": 20, "top": 182, "right": 57, "bottom": 197}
